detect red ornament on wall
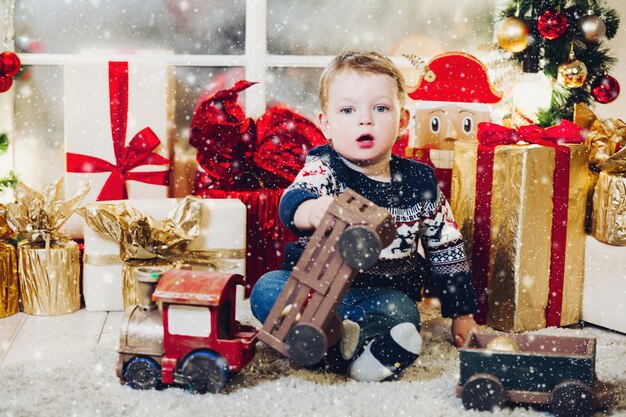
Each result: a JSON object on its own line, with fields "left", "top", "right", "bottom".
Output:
{"left": 592, "top": 75, "right": 620, "bottom": 104}
{"left": 0, "top": 51, "right": 21, "bottom": 77}
{"left": 537, "top": 10, "right": 568, "bottom": 40}
{"left": 0, "top": 75, "right": 13, "bottom": 93}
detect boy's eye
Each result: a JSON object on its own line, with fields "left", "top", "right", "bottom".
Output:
{"left": 430, "top": 116, "right": 441, "bottom": 133}
{"left": 374, "top": 105, "right": 389, "bottom": 112}
{"left": 462, "top": 117, "right": 473, "bottom": 133}
{"left": 340, "top": 108, "right": 354, "bottom": 114}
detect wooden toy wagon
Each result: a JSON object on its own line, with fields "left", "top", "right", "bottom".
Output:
{"left": 256, "top": 188, "right": 396, "bottom": 366}
{"left": 116, "top": 188, "right": 396, "bottom": 392}
{"left": 456, "top": 332, "right": 614, "bottom": 417}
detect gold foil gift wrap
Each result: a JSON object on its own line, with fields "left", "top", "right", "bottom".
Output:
{"left": 452, "top": 138, "right": 589, "bottom": 332}
{"left": 591, "top": 146, "right": 626, "bottom": 245}
{"left": 79, "top": 195, "right": 233, "bottom": 309}
{"left": 0, "top": 205, "right": 19, "bottom": 318}
{"left": 574, "top": 104, "right": 626, "bottom": 233}
{"left": 5, "top": 179, "right": 89, "bottom": 315}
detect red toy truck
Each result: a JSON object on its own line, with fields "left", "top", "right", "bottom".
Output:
{"left": 116, "top": 269, "right": 257, "bottom": 393}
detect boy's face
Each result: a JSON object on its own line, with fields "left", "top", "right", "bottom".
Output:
{"left": 319, "top": 70, "right": 409, "bottom": 167}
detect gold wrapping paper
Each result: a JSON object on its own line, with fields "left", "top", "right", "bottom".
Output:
{"left": 592, "top": 172, "right": 626, "bottom": 245}
{"left": 17, "top": 240, "right": 80, "bottom": 315}
{"left": 79, "top": 196, "right": 233, "bottom": 307}
{"left": 0, "top": 204, "right": 19, "bottom": 317}
{"left": 5, "top": 179, "right": 89, "bottom": 316}
{"left": 451, "top": 141, "right": 589, "bottom": 332}
{"left": 0, "top": 242, "right": 19, "bottom": 318}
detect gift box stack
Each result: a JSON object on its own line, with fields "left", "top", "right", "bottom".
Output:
{"left": 190, "top": 81, "right": 326, "bottom": 295}
{"left": 63, "top": 58, "right": 173, "bottom": 238}
{"left": 451, "top": 120, "right": 590, "bottom": 332}
{"left": 575, "top": 104, "right": 626, "bottom": 334}
{"left": 80, "top": 196, "right": 245, "bottom": 311}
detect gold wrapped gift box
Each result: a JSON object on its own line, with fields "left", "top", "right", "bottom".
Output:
{"left": 0, "top": 241, "right": 19, "bottom": 318}
{"left": 452, "top": 140, "right": 589, "bottom": 332}
{"left": 17, "top": 240, "right": 81, "bottom": 315}
{"left": 592, "top": 167, "right": 626, "bottom": 246}
{"left": 0, "top": 204, "right": 19, "bottom": 318}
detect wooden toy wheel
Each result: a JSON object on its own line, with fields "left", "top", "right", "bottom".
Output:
{"left": 461, "top": 373, "right": 506, "bottom": 411}
{"left": 180, "top": 351, "right": 228, "bottom": 394}
{"left": 285, "top": 323, "right": 328, "bottom": 366}
{"left": 550, "top": 381, "right": 595, "bottom": 417}
{"left": 338, "top": 225, "right": 382, "bottom": 270}
{"left": 123, "top": 357, "right": 161, "bottom": 390}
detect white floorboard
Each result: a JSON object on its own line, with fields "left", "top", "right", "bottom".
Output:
{"left": 0, "top": 309, "right": 107, "bottom": 367}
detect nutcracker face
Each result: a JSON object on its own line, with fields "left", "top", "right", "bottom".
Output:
{"left": 414, "top": 103, "right": 490, "bottom": 151}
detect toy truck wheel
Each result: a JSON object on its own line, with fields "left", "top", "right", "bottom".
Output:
{"left": 338, "top": 225, "right": 382, "bottom": 270}
{"left": 123, "top": 357, "right": 162, "bottom": 390}
{"left": 180, "top": 351, "right": 228, "bottom": 394}
{"left": 285, "top": 323, "right": 328, "bottom": 366}
{"left": 461, "top": 373, "right": 506, "bottom": 412}
{"left": 550, "top": 381, "right": 595, "bottom": 417}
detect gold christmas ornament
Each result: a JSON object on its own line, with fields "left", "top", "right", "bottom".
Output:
{"left": 486, "top": 336, "right": 522, "bottom": 352}
{"left": 580, "top": 13, "right": 607, "bottom": 43}
{"left": 497, "top": 16, "right": 529, "bottom": 53}
{"left": 557, "top": 46, "right": 588, "bottom": 89}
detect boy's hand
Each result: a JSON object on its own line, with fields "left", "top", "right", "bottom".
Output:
{"left": 293, "top": 196, "right": 334, "bottom": 230}
{"left": 451, "top": 314, "right": 478, "bottom": 348}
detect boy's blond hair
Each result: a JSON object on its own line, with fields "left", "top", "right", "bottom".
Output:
{"left": 319, "top": 50, "right": 407, "bottom": 113}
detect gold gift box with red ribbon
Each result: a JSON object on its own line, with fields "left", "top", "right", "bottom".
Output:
{"left": 451, "top": 121, "right": 590, "bottom": 332}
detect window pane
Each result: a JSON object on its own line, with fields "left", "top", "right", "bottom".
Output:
{"left": 266, "top": 67, "right": 322, "bottom": 123}
{"left": 267, "top": 0, "right": 496, "bottom": 56}
{"left": 15, "top": 0, "right": 245, "bottom": 55}
{"left": 14, "top": 66, "right": 64, "bottom": 191}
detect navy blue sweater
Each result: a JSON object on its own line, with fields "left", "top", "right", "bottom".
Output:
{"left": 278, "top": 145, "right": 477, "bottom": 318}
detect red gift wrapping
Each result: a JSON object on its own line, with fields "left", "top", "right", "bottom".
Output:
{"left": 66, "top": 61, "right": 171, "bottom": 201}
{"left": 190, "top": 80, "right": 326, "bottom": 295}
{"left": 472, "top": 121, "right": 584, "bottom": 325}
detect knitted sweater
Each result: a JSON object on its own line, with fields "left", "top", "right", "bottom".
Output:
{"left": 278, "top": 145, "right": 477, "bottom": 318}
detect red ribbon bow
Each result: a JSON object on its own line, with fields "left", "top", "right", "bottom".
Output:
{"left": 478, "top": 120, "right": 583, "bottom": 147}
{"left": 472, "top": 120, "right": 583, "bottom": 326}
{"left": 190, "top": 80, "right": 326, "bottom": 191}
{"left": 66, "top": 61, "right": 171, "bottom": 201}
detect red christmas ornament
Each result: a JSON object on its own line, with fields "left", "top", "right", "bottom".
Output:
{"left": 0, "top": 51, "right": 21, "bottom": 77}
{"left": 0, "top": 75, "right": 13, "bottom": 93}
{"left": 537, "top": 10, "right": 568, "bottom": 40}
{"left": 592, "top": 75, "right": 620, "bottom": 104}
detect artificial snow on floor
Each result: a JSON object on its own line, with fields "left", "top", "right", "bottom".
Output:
{"left": 1, "top": 300, "right": 625, "bottom": 417}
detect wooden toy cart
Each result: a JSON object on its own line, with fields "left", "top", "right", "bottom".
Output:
{"left": 456, "top": 332, "right": 614, "bottom": 417}
{"left": 256, "top": 188, "right": 396, "bottom": 366}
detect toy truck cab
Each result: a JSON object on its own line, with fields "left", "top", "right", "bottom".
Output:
{"left": 456, "top": 332, "right": 614, "bottom": 417}
{"left": 118, "top": 269, "right": 257, "bottom": 394}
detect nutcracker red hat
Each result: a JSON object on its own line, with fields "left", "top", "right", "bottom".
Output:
{"left": 408, "top": 52, "right": 502, "bottom": 104}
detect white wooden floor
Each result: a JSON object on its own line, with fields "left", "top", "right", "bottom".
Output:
{"left": 0, "top": 309, "right": 123, "bottom": 367}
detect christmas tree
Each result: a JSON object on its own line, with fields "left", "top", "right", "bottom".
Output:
{"left": 497, "top": 0, "right": 620, "bottom": 126}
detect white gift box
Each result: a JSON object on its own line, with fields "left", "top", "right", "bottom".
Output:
{"left": 82, "top": 198, "right": 246, "bottom": 311}
{"left": 582, "top": 236, "right": 626, "bottom": 334}
{"left": 63, "top": 58, "right": 173, "bottom": 239}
